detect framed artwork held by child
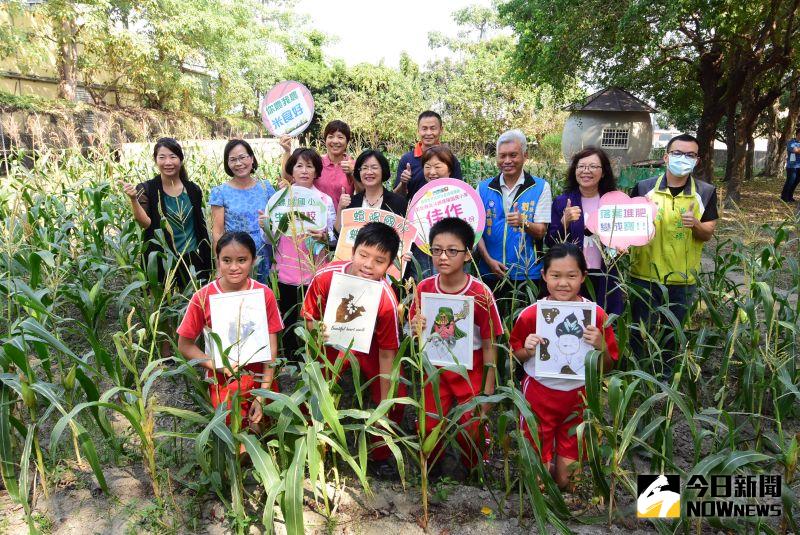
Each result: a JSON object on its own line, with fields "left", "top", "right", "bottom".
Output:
{"left": 420, "top": 292, "right": 475, "bottom": 370}
{"left": 535, "top": 300, "right": 596, "bottom": 381}
{"left": 322, "top": 272, "right": 382, "bottom": 353}
{"left": 206, "top": 289, "right": 272, "bottom": 369}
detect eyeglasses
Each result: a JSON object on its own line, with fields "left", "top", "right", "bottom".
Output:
{"left": 668, "top": 150, "right": 698, "bottom": 159}
{"left": 359, "top": 165, "right": 381, "bottom": 172}
{"left": 227, "top": 155, "right": 252, "bottom": 164}
{"left": 430, "top": 246, "right": 468, "bottom": 258}
{"left": 576, "top": 164, "right": 602, "bottom": 171}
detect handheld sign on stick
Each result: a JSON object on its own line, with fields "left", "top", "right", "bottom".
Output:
{"left": 260, "top": 81, "right": 315, "bottom": 137}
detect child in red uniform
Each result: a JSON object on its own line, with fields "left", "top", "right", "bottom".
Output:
{"left": 510, "top": 242, "right": 619, "bottom": 490}
{"left": 410, "top": 218, "right": 502, "bottom": 472}
{"left": 301, "top": 222, "right": 403, "bottom": 478}
{"left": 177, "top": 231, "right": 283, "bottom": 432}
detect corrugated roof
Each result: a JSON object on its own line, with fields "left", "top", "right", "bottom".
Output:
{"left": 565, "top": 87, "right": 657, "bottom": 113}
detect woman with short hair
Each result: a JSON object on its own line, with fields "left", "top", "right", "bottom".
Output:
{"left": 335, "top": 149, "right": 406, "bottom": 233}
{"left": 269, "top": 147, "right": 335, "bottom": 361}
{"left": 209, "top": 139, "right": 276, "bottom": 283}
{"left": 404, "top": 145, "right": 457, "bottom": 281}
{"left": 280, "top": 120, "right": 357, "bottom": 212}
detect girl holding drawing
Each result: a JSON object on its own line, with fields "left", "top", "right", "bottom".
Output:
{"left": 269, "top": 148, "right": 336, "bottom": 362}
{"left": 177, "top": 232, "right": 283, "bottom": 432}
{"left": 509, "top": 243, "right": 619, "bottom": 490}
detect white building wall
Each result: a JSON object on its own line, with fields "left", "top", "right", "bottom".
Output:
{"left": 562, "top": 111, "right": 653, "bottom": 167}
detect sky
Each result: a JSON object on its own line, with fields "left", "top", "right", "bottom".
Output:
{"left": 294, "top": 0, "right": 492, "bottom": 67}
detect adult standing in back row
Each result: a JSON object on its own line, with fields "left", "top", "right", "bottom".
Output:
{"left": 629, "top": 134, "right": 718, "bottom": 378}
{"left": 477, "top": 129, "right": 552, "bottom": 310}
{"left": 393, "top": 110, "right": 463, "bottom": 200}
{"left": 279, "top": 120, "right": 356, "bottom": 212}
{"left": 121, "top": 137, "right": 212, "bottom": 288}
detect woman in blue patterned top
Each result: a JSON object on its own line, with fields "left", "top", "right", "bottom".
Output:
{"left": 210, "top": 139, "right": 276, "bottom": 283}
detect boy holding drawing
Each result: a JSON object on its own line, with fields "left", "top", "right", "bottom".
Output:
{"left": 509, "top": 243, "right": 618, "bottom": 490}
{"left": 177, "top": 232, "right": 283, "bottom": 432}
{"left": 301, "top": 222, "right": 404, "bottom": 479}
{"left": 409, "top": 218, "right": 503, "bottom": 472}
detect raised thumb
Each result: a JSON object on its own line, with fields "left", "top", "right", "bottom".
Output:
{"left": 341, "top": 187, "right": 346, "bottom": 195}
{"left": 566, "top": 198, "right": 572, "bottom": 208}
{"left": 406, "top": 163, "right": 411, "bottom": 171}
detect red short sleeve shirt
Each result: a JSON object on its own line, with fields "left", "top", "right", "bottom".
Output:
{"left": 177, "top": 278, "right": 284, "bottom": 340}
{"left": 510, "top": 298, "right": 619, "bottom": 391}
{"left": 302, "top": 261, "right": 400, "bottom": 362}
{"left": 410, "top": 274, "right": 503, "bottom": 368}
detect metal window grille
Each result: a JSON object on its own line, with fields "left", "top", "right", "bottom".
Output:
{"left": 601, "top": 128, "right": 629, "bottom": 149}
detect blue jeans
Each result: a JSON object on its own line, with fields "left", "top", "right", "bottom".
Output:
{"left": 630, "top": 278, "right": 696, "bottom": 379}
{"left": 781, "top": 167, "right": 799, "bottom": 202}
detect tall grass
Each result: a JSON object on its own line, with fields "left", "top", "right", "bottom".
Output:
{"left": 0, "top": 144, "right": 797, "bottom": 533}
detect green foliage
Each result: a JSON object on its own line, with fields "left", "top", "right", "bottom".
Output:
{"left": 0, "top": 137, "right": 798, "bottom": 532}
{"left": 0, "top": 2, "right": 574, "bottom": 157}
{"left": 0, "top": 90, "right": 55, "bottom": 113}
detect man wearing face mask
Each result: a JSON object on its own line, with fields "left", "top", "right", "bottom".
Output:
{"left": 628, "top": 133, "right": 718, "bottom": 377}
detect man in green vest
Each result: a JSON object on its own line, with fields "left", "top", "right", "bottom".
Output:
{"left": 629, "top": 133, "right": 719, "bottom": 377}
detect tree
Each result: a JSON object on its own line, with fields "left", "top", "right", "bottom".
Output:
{"left": 761, "top": 85, "right": 800, "bottom": 178}
{"left": 498, "top": 0, "right": 800, "bottom": 205}
{"left": 320, "top": 62, "right": 424, "bottom": 150}
{"left": 425, "top": 5, "right": 580, "bottom": 154}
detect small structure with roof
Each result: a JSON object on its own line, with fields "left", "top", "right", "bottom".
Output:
{"left": 562, "top": 87, "right": 656, "bottom": 167}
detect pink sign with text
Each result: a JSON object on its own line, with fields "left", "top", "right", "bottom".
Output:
{"left": 584, "top": 191, "right": 657, "bottom": 248}
{"left": 407, "top": 178, "right": 486, "bottom": 254}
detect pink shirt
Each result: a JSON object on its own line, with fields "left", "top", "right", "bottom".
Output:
{"left": 274, "top": 186, "right": 336, "bottom": 286}
{"left": 316, "top": 155, "right": 354, "bottom": 213}
{"left": 581, "top": 195, "right": 603, "bottom": 270}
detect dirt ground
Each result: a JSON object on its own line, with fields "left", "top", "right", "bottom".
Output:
{"left": 1, "top": 178, "right": 796, "bottom": 535}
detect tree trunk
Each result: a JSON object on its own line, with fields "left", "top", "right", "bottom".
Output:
{"left": 726, "top": 120, "right": 749, "bottom": 206}
{"left": 693, "top": 47, "right": 727, "bottom": 183}
{"left": 723, "top": 106, "right": 737, "bottom": 184}
{"left": 56, "top": 16, "right": 79, "bottom": 102}
{"left": 745, "top": 134, "right": 755, "bottom": 182}
{"left": 694, "top": 110, "right": 723, "bottom": 182}
{"left": 760, "top": 99, "right": 783, "bottom": 177}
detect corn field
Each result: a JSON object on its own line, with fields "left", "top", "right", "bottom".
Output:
{"left": 0, "top": 144, "right": 798, "bottom": 534}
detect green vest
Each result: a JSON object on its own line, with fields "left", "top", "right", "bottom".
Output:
{"left": 630, "top": 175, "right": 704, "bottom": 285}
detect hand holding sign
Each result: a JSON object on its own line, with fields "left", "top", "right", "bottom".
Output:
{"left": 279, "top": 135, "right": 293, "bottom": 154}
